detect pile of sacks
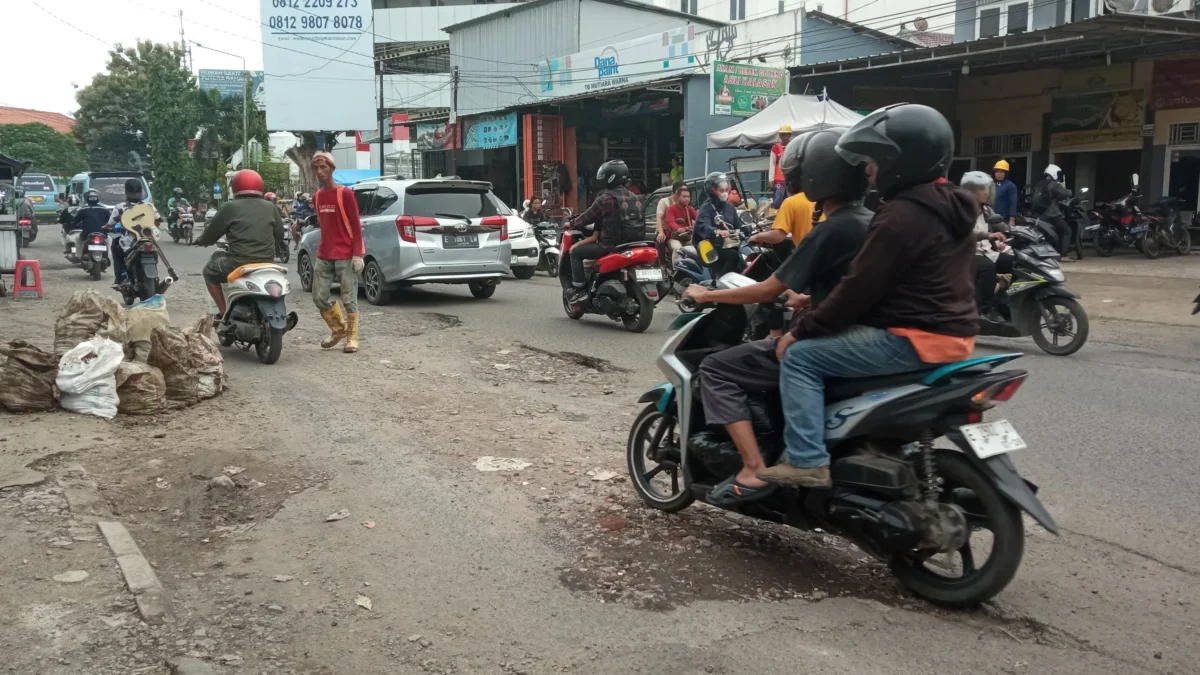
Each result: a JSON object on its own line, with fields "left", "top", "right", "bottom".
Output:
{"left": 0, "top": 290, "right": 226, "bottom": 419}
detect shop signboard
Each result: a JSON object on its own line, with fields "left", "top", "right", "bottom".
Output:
{"left": 711, "top": 61, "right": 787, "bottom": 117}
{"left": 1049, "top": 89, "right": 1145, "bottom": 147}
{"left": 538, "top": 25, "right": 698, "bottom": 101}
{"left": 415, "top": 123, "right": 460, "bottom": 152}
{"left": 1060, "top": 64, "right": 1132, "bottom": 92}
{"left": 462, "top": 113, "right": 518, "bottom": 150}
{"left": 601, "top": 98, "right": 671, "bottom": 118}
{"left": 198, "top": 69, "right": 266, "bottom": 108}
{"left": 258, "top": 0, "right": 375, "bottom": 131}
{"left": 1151, "top": 58, "right": 1200, "bottom": 111}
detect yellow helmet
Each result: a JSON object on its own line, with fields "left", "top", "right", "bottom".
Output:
{"left": 993, "top": 159, "right": 1010, "bottom": 172}
{"left": 778, "top": 124, "right": 793, "bottom": 135}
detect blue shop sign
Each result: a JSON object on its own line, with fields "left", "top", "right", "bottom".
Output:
{"left": 462, "top": 113, "right": 518, "bottom": 151}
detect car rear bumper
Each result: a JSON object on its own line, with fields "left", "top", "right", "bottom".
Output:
{"left": 402, "top": 271, "right": 507, "bottom": 284}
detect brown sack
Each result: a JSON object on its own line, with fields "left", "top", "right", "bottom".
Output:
{"left": 115, "top": 362, "right": 167, "bottom": 415}
{"left": 0, "top": 341, "right": 59, "bottom": 412}
{"left": 54, "top": 290, "right": 126, "bottom": 356}
{"left": 147, "top": 327, "right": 198, "bottom": 407}
{"left": 185, "top": 329, "right": 226, "bottom": 400}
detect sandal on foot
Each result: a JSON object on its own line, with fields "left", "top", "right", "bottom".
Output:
{"left": 707, "top": 475, "right": 777, "bottom": 507}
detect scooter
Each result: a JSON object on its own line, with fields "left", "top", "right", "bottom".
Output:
{"left": 18, "top": 217, "right": 36, "bottom": 245}
{"left": 175, "top": 209, "right": 195, "bottom": 245}
{"left": 979, "top": 216, "right": 1088, "bottom": 356}
{"left": 629, "top": 274, "right": 1057, "bottom": 607}
{"left": 535, "top": 221, "right": 561, "bottom": 277}
{"left": 558, "top": 224, "right": 662, "bottom": 333}
{"left": 114, "top": 204, "right": 177, "bottom": 306}
{"left": 214, "top": 247, "right": 298, "bottom": 365}
{"left": 276, "top": 227, "right": 292, "bottom": 264}
{"left": 64, "top": 230, "right": 111, "bottom": 280}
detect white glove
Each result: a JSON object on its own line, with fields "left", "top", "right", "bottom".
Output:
{"left": 351, "top": 256, "right": 364, "bottom": 273}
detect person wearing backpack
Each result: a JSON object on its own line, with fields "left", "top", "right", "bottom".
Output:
{"left": 310, "top": 151, "right": 365, "bottom": 353}
{"left": 1031, "top": 164, "right": 1074, "bottom": 257}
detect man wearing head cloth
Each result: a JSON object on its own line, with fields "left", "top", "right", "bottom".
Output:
{"left": 309, "top": 151, "right": 366, "bottom": 353}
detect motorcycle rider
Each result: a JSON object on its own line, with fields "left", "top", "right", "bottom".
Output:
{"left": 693, "top": 172, "right": 743, "bottom": 278}
{"left": 192, "top": 169, "right": 284, "bottom": 319}
{"left": 106, "top": 179, "right": 161, "bottom": 283}
{"left": 59, "top": 194, "right": 81, "bottom": 252}
{"left": 566, "top": 160, "right": 645, "bottom": 304}
{"left": 662, "top": 183, "right": 697, "bottom": 266}
{"left": 14, "top": 188, "right": 35, "bottom": 221}
{"left": 70, "top": 190, "right": 111, "bottom": 254}
{"left": 1031, "top": 164, "right": 1075, "bottom": 258}
{"left": 681, "top": 128, "right": 871, "bottom": 504}
{"left": 290, "top": 192, "right": 314, "bottom": 251}
{"left": 961, "top": 171, "right": 1012, "bottom": 323}
{"left": 167, "top": 187, "right": 190, "bottom": 235}
{"left": 759, "top": 103, "right": 980, "bottom": 489}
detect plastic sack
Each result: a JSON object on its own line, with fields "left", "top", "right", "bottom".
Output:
{"left": 148, "top": 327, "right": 199, "bottom": 407}
{"left": 0, "top": 341, "right": 59, "bottom": 412}
{"left": 124, "top": 295, "right": 171, "bottom": 363}
{"left": 115, "top": 362, "right": 167, "bottom": 415}
{"left": 54, "top": 290, "right": 126, "bottom": 356}
{"left": 56, "top": 337, "right": 124, "bottom": 419}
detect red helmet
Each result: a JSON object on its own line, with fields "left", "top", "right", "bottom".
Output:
{"left": 264, "top": 191, "right": 277, "bottom": 202}
{"left": 231, "top": 169, "right": 264, "bottom": 197}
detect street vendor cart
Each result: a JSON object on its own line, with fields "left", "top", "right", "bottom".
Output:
{"left": 0, "top": 153, "right": 32, "bottom": 297}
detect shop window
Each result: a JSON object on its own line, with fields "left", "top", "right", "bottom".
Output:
{"left": 1170, "top": 122, "right": 1200, "bottom": 145}
{"left": 680, "top": 0, "right": 698, "bottom": 14}
{"left": 977, "top": 1, "right": 1028, "bottom": 38}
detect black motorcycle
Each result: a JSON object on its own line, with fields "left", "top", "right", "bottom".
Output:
{"left": 631, "top": 286, "right": 1057, "bottom": 607}
{"left": 113, "top": 210, "right": 177, "bottom": 305}
{"left": 1141, "top": 197, "right": 1192, "bottom": 259}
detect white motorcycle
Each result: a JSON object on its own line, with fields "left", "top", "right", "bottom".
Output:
{"left": 64, "top": 230, "right": 111, "bottom": 280}
{"left": 215, "top": 261, "right": 299, "bottom": 365}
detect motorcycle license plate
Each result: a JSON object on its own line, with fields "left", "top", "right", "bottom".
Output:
{"left": 960, "top": 420, "right": 1027, "bottom": 459}
{"left": 635, "top": 268, "right": 664, "bottom": 282}
{"left": 1131, "top": 226, "right": 1148, "bottom": 234}
{"left": 88, "top": 245, "right": 107, "bottom": 252}
{"left": 510, "top": 255, "right": 518, "bottom": 264}
{"left": 1029, "top": 244, "right": 1058, "bottom": 258}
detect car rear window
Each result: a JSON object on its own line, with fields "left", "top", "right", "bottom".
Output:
{"left": 403, "top": 186, "right": 510, "bottom": 219}
{"left": 91, "top": 176, "right": 144, "bottom": 203}
{"left": 18, "top": 174, "right": 55, "bottom": 192}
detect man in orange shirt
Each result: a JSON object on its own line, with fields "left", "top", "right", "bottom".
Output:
{"left": 768, "top": 124, "right": 792, "bottom": 209}
{"left": 758, "top": 104, "right": 979, "bottom": 489}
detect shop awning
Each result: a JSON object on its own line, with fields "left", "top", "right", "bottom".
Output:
{"left": 792, "top": 13, "right": 1200, "bottom": 81}
{"left": 705, "top": 94, "right": 863, "bottom": 149}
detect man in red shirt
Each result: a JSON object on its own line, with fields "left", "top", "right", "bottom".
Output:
{"left": 769, "top": 124, "right": 792, "bottom": 210}
{"left": 662, "top": 184, "right": 697, "bottom": 266}
{"left": 310, "top": 151, "right": 365, "bottom": 353}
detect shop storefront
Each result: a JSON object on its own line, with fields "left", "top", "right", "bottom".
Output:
{"left": 456, "top": 112, "right": 520, "bottom": 207}
{"left": 1153, "top": 57, "right": 1200, "bottom": 214}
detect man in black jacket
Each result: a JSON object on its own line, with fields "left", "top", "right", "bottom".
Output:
{"left": 567, "top": 160, "right": 643, "bottom": 304}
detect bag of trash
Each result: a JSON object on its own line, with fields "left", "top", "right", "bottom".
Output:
{"left": 54, "top": 290, "right": 126, "bottom": 356}
{"left": 56, "top": 337, "right": 124, "bottom": 419}
{"left": 148, "top": 327, "right": 199, "bottom": 407}
{"left": 115, "top": 361, "right": 167, "bottom": 415}
{"left": 124, "top": 295, "right": 171, "bottom": 363}
{"left": 0, "top": 341, "right": 59, "bottom": 412}
{"left": 186, "top": 329, "right": 226, "bottom": 399}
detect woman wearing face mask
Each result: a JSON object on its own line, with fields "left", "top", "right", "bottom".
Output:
{"left": 693, "top": 171, "right": 743, "bottom": 277}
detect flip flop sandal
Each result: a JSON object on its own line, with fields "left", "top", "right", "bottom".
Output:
{"left": 707, "top": 475, "right": 777, "bottom": 507}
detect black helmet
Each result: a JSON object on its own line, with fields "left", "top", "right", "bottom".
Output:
{"left": 795, "top": 128, "right": 867, "bottom": 203}
{"left": 836, "top": 103, "right": 953, "bottom": 199}
{"left": 124, "top": 178, "right": 144, "bottom": 201}
{"left": 84, "top": 189, "right": 101, "bottom": 205}
{"left": 14, "top": 188, "right": 24, "bottom": 198}
{"left": 779, "top": 131, "right": 815, "bottom": 196}
{"left": 173, "top": 187, "right": 183, "bottom": 197}
{"left": 597, "top": 160, "right": 629, "bottom": 188}
{"left": 703, "top": 172, "right": 731, "bottom": 204}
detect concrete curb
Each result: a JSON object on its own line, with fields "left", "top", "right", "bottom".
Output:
{"left": 97, "top": 521, "right": 175, "bottom": 624}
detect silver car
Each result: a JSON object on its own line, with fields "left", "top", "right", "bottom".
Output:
{"left": 297, "top": 178, "right": 512, "bottom": 304}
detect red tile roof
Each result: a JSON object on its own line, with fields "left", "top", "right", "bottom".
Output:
{"left": 898, "top": 29, "right": 955, "bottom": 47}
{"left": 0, "top": 106, "right": 76, "bottom": 134}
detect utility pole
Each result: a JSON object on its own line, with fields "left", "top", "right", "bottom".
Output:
{"left": 450, "top": 65, "right": 460, "bottom": 174}
{"left": 378, "top": 61, "right": 386, "bottom": 175}
{"left": 178, "top": 11, "right": 187, "bottom": 70}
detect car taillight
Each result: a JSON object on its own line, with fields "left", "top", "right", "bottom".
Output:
{"left": 970, "top": 375, "right": 1026, "bottom": 411}
{"left": 395, "top": 215, "right": 438, "bottom": 243}
{"left": 482, "top": 216, "right": 507, "bottom": 241}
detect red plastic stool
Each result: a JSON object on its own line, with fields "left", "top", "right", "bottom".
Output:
{"left": 13, "top": 259, "right": 43, "bottom": 299}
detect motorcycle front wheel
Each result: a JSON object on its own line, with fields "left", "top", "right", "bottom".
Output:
{"left": 1093, "top": 230, "right": 1116, "bottom": 257}
{"left": 626, "top": 404, "right": 693, "bottom": 513}
{"left": 1174, "top": 221, "right": 1192, "bottom": 255}
{"left": 544, "top": 254, "right": 558, "bottom": 278}
{"left": 889, "top": 450, "right": 1024, "bottom": 608}
{"left": 1030, "top": 296, "right": 1089, "bottom": 356}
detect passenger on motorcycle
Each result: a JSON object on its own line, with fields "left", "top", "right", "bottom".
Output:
{"left": 693, "top": 172, "right": 743, "bottom": 278}
{"left": 680, "top": 127, "right": 871, "bottom": 504}
{"left": 566, "top": 160, "right": 644, "bottom": 304}
{"left": 192, "top": 169, "right": 285, "bottom": 319}
{"left": 70, "top": 190, "right": 110, "bottom": 249}
{"left": 662, "top": 183, "right": 696, "bottom": 265}
{"left": 107, "top": 179, "right": 162, "bottom": 283}
{"left": 757, "top": 103, "right": 981, "bottom": 489}
{"left": 1031, "top": 164, "right": 1074, "bottom": 257}
{"left": 521, "top": 196, "right": 547, "bottom": 224}
{"left": 960, "top": 171, "right": 1013, "bottom": 323}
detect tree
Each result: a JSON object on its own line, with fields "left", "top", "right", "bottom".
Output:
{"left": 0, "top": 123, "right": 88, "bottom": 176}
{"left": 190, "top": 83, "right": 268, "bottom": 193}
{"left": 284, "top": 132, "right": 337, "bottom": 190}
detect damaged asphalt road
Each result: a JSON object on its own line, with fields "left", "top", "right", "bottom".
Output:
{"left": 0, "top": 241, "right": 1197, "bottom": 674}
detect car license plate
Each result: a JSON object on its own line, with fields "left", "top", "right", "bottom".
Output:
{"left": 960, "top": 420, "right": 1026, "bottom": 459}
{"left": 88, "top": 245, "right": 107, "bottom": 252}
{"left": 635, "top": 268, "right": 664, "bottom": 282}
{"left": 31, "top": 196, "right": 44, "bottom": 202}
{"left": 443, "top": 234, "right": 478, "bottom": 249}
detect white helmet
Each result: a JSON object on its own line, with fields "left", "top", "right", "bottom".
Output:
{"left": 1044, "top": 164, "right": 1063, "bottom": 181}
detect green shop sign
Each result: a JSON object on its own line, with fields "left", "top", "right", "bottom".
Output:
{"left": 711, "top": 61, "right": 787, "bottom": 117}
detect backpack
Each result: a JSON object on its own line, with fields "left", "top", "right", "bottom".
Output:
{"left": 1031, "top": 180, "right": 1054, "bottom": 214}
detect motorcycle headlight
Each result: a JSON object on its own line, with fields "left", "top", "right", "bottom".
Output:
{"left": 1048, "top": 268, "right": 1065, "bottom": 282}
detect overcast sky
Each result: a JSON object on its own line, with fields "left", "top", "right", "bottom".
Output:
{"left": 12, "top": 0, "right": 266, "bottom": 116}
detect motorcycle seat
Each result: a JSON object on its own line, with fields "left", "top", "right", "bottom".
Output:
{"left": 614, "top": 240, "right": 655, "bottom": 251}
{"left": 227, "top": 262, "right": 287, "bottom": 282}
{"left": 825, "top": 369, "right": 938, "bottom": 401}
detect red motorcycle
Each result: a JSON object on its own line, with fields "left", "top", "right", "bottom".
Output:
{"left": 559, "top": 228, "right": 661, "bottom": 333}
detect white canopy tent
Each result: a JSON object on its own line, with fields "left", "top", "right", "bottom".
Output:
{"left": 706, "top": 94, "right": 864, "bottom": 150}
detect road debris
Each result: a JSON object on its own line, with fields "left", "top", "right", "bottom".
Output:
{"left": 325, "top": 509, "right": 351, "bottom": 522}
{"left": 474, "top": 456, "right": 532, "bottom": 472}
{"left": 53, "top": 570, "right": 89, "bottom": 583}
{"left": 207, "top": 475, "right": 236, "bottom": 491}
{"left": 355, "top": 594, "right": 373, "bottom": 611}
{"left": 273, "top": 575, "right": 295, "bottom": 583}
{"left": 361, "top": 521, "right": 375, "bottom": 529}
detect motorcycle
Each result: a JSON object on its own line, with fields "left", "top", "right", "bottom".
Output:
{"left": 1140, "top": 197, "right": 1192, "bottom": 259}
{"left": 64, "top": 230, "right": 111, "bottom": 281}
{"left": 173, "top": 209, "right": 195, "bottom": 245}
{"left": 629, "top": 276, "right": 1058, "bottom": 607}
{"left": 980, "top": 216, "right": 1089, "bottom": 356}
{"left": 535, "top": 221, "right": 561, "bottom": 277}
{"left": 214, "top": 246, "right": 299, "bottom": 365}
{"left": 18, "top": 217, "right": 36, "bottom": 245}
{"left": 276, "top": 226, "right": 292, "bottom": 264}
{"left": 558, "top": 226, "right": 661, "bottom": 333}
{"left": 114, "top": 204, "right": 177, "bottom": 306}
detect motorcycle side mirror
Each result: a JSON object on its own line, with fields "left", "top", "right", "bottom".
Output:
{"left": 1132, "top": 173, "right": 1140, "bottom": 188}
{"left": 1080, "top": 187, "right": 1089, "bottom": 193}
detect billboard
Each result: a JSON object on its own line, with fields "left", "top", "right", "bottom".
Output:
{"left": 711, "top": 61, "right": 787, "bottom": 117}
{"left": 198, "top": 69, "right": 266, "bottom": 108}
{"left": 415, "top": 123, "right": 459, "bottom": 151}
{"left": 1050, "top": 89, "right": 1145, "bottom": 148}
{"left": 259, "top": 0, "right": 375, "bottom": 131}
{"left": 461, "top": 113, "right": 517, "bottom": 150}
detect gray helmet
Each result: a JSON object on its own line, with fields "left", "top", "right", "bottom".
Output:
{"left": 837, "top": 103, "right": 953, "bottom": 199}
{"left": 790, "top": 128, "right": 867, "bottom": 203}
{"left": 84, "top": 189, "right": 101, "bottom": 205}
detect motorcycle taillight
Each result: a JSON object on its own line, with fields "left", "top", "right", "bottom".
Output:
{"left": 142, "top": 242, "right": 154, "bottom": 253}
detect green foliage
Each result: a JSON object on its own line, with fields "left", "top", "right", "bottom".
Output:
{"left": 255, "top": 161, "right": 292, "bottom": 197}
{"left": 0, "top": 123, "right": 88, "bottom": 176}
{"left": 141, "top": 43, "right": 200, "bottom": 212}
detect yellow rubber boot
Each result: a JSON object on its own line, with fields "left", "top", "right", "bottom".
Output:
{"left": 343, "top": 313, "right": 360, "bottom": 353}
{"left": 320, "top": 302, "right": 347, "bottom": 349}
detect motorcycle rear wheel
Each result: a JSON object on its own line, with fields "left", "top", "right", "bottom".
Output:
{"left": 1140, "top": 232, "right": 1161, "bottom": 259}
{"left": 626, "top": 404, "right": 693, "bottom": 513}
{"left": 90, "top": 261, "right": 102, "bottom": 281}
{"left": 138, "top": 275, "right": 157, "bottom": 301}
{"left": 622, "top": 291, "right": 654, "bottom": 333}
{"left": 1093, "top": 230, "right": 1116, "bottom": 257}
{"left": 888, "top": 450, "right": 1024, "bottom": 608}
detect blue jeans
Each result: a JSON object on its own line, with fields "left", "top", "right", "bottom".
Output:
{"left": 112, "top": 237, "right": 127, "bottom": 282}
{"left": 779, "top": 326, "right": 925, "bottom": 468}
{"left": 771, "top": 182, "right": 786, "bottom": 210}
